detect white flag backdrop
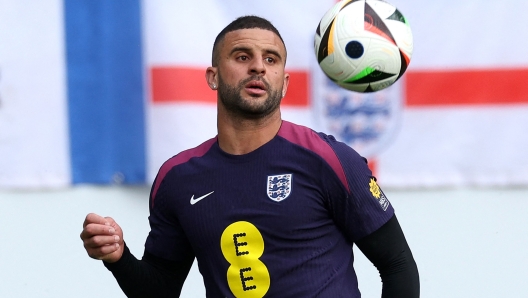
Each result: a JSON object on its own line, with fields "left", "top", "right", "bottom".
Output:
{"left": 1, "top": 0, "right": 527, "bottom": 189}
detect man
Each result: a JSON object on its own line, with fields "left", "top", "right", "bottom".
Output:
{"left": 81, "top": 16, "right": 419, "bottom": 297}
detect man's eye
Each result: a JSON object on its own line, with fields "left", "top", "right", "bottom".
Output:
{"left": 265, "top": 57, "right": 275, "bottom": 63}
{"left": 238, "top": 56, "right": 248, "bottom": 61}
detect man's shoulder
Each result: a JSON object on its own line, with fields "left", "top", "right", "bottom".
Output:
{"left": 157, "top": 137, "right": 217, "bottom": 175}
{"left": 277, "top": 121, "right": 352, "bottom": 186}
{"left": 277, "top": 120, "right": 322, "bottom": 145}
{"left": 172, "top": 137, "right": 218, "bottom": 164}
{"left": 277, "top": 120, "right": 352, "bottom": 155}
{"left": 150, "top": 137, "right": 217, "bottom": 200}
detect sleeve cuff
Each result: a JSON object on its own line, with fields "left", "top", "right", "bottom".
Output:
{"left": 103, "top": 243, "right": 133, "bottom": 272}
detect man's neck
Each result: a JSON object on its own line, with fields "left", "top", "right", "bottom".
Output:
{"left": 217, "top": 109, "right": 282, "bottom": 155}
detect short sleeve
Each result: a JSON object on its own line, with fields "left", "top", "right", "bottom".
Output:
{"left": 321, "top": 134, "right": 395, "bottom": 242}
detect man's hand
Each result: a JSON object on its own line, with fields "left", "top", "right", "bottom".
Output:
{"left": 80, "top": 213, "right": 125, "bottom": 263}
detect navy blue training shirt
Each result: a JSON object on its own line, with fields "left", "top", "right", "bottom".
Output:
{"left": 145, "top": 120, "right": 394, "bottom": 297}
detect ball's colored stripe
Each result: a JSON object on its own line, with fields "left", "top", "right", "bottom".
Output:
{"left": 364, "top": 25, "right": 397, "bottom": 46}
{"left": 364, "top": 2, "right": 397, "bottom": 45}
{"left": 386, "top": 8, "right": 408, "bottom": 25}
{"left": 317, "top": 0, "right": 360, "bottom": 63}
{"left": 345, "top": 67, "right": 376, "bottom": 83}
{"left": 339, "top": 0, "right": 361, "bottom": 11}
{"left": 396, "top": 50, "right": 410, "bottom": 81}
{"left": 345, "top": 68, "right": 396, "bottom": 84}
{"left": 317, "top": 19, "right": 335, "bottom": 63}
{"left": 328, "top": 19, "right": 337, "bottom": 56}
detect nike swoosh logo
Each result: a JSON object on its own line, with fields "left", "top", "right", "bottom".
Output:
{"left": 190, "top": 191, "right": 214, "bottom": 205}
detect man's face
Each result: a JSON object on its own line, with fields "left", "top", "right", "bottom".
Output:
{"left": 213, "top": 28, "right": 289, "bottom": 119}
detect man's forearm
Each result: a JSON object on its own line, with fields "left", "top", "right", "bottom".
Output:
{"left": 378, "top": 240, "right": 419, "bottom": 298}
{"left": 356, "top": 215, "right": 420, "bottom": 298}
{"left": 103, "top": 244, "right": 193, "bottom": 298}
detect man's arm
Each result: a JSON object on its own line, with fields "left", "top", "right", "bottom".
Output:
{"left": 103, "top": 244, "right": 194, "bottom": 298}
{"left": 80, "top": 213, "right": 194, "bottom": 298}
{"left": 355, "top": 214, "right": 420, "bottom": 298}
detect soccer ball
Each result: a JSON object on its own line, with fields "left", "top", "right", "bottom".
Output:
{"left": 314, "top": 0, "right": 413, "bottom": 93}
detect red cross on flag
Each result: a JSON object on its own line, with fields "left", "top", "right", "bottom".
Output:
{"left": 144, "top": 0, "right": 528, "bottom": 188}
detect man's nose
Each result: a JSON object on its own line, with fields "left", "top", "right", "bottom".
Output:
{"left": 249, "top": 57, "right": 266, "bottom": 75}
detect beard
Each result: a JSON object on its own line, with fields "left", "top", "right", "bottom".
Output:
{"left": 218, "top": 74, "right": 283, "bottom": 119}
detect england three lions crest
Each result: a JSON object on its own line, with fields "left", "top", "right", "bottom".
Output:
{"left": 267, "top": 174, "right": 292, "bottom": 202}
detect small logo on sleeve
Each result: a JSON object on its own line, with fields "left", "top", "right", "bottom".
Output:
{"left": 369, "top": 178, "right": 389, "bottom": 211}
{"left": 267, "top": 174, "right": 292, "bottom": 202}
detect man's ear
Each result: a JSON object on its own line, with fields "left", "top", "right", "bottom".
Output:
{"left": 205, "top": 67, "right": 218, "bottom": 90}
{"left": 282, "top": 73, "right": 290, "bottom": 98}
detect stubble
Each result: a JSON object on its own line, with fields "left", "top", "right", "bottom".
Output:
{"left": 218, "top": 75, "right": 283, "bottom": 120}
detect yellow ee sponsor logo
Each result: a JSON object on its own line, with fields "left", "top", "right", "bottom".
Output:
{"left": 220, "top": 221, "right": 270, "bottom": 297}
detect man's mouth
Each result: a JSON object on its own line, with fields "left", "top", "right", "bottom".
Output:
{"left": 244, "top": 80, "right": 267, "bottom": 95}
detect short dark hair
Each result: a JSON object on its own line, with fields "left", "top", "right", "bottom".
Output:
{"left": 211, "top": 15, "right": 286, "bottom": 66}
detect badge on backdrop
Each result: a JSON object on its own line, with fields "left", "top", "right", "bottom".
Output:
{"left": 311, "top": 65, "right": 404, "bottom": 159}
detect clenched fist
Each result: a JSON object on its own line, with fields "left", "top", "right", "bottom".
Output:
{"left": 80, "top": 213, "right": 125, "bottom": 263}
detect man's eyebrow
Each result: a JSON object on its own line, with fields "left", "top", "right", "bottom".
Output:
{"left": 229, "top": 46, "right": 252, "bottom": 56}
{"left": 229, "top": 46, "right": 284, "bottom": 61}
